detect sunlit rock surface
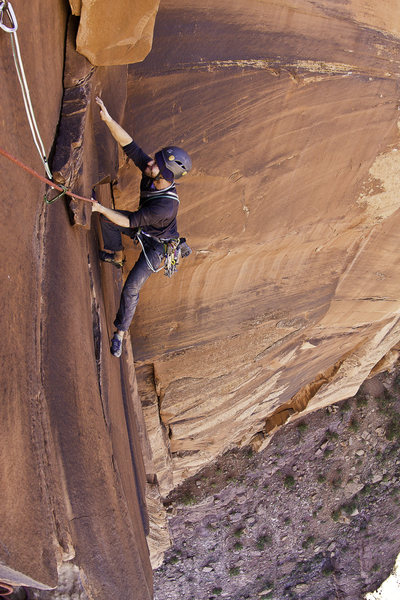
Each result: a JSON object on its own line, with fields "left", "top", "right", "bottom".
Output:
{"left": 4, "top": 0, "right": 400, "bottom": 587}
{"left": 0, "top": 0, "right": 155, "bottom": 596}
{"left": 113, "top": 0, "right": 400, "bottom": 497}
{"left": 69, "top": 0, "right": 160, "bottom": 66}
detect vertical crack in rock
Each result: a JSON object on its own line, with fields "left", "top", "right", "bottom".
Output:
{"left": 51, "top": 15, "right": 96, "bottom": 227}
{"left": 153, "top": 364, "right": 173, "bottom": 445}
{"left": 87, "top": 253, "right": 101, "bottom": 388}
{"left": 87, "top": 252, "right": 109, "bottom": 429}
{"left": 34, "top": 196, "right": 76, "bottom": 573}
{"left": 52, "top": 72, "right": 94, "bottom": 188}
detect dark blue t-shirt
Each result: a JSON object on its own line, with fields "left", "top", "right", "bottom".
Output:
{"left": 122, "top": 140, "right": 180, "bottom": 240}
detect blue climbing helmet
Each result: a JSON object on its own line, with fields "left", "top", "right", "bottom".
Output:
{"left": 155, "top": 146, "right": 192, "bottom": 181}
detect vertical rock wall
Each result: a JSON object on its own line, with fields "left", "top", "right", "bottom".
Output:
{"left": 113, "top": 0, "right": 400, "bottom": 496}
{"left": 0, "top": 0, "right": 69, "bottom": 588}
{"left": 0, "top": 0, "right": 158, "bottom": 596}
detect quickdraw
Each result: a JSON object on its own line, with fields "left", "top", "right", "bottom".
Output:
{"left": 0, "top": 1, "right": 17, "bottom": 33}
{"left": 163, "top": 238, "right": 181, "bottom": 278}
{"left": 0, "top": 146, "right": 95, "bottom": 204}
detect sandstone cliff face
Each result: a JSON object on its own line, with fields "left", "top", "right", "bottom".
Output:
{"left": 69, "top": 0, "right": 160, "bottom": 66}
{"left": 3, "top": 0, "right": 400, "bottom": 589}
{"left": 0, "top": 0, "right": 156, "bottom": 596}
{"left": 113, "top": 0, "right": 400, "bottom": 502}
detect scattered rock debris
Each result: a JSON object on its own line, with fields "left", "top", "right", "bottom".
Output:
{"left": 154, "top": 367, "right": 400, "bottom": 600}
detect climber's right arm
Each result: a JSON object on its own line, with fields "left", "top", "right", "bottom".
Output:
{"left": 96, "top": 97, "right": 133, "bottom": 147}
{"left": 91, "top": 202, "right": 130, "bottom": 228}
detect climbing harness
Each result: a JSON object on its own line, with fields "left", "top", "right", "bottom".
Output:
{"left": 0, "top": 1, "right": 92, "bottom": 205}
{"left": 136, "top": 230, "right": 182, "bottom": 278}
{"left": 134, "top": 189, "right": 184, "bottom": 277}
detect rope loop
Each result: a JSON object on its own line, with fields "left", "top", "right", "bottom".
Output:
{"left": 0, "top": 1, "right": 18, "bottom": 33}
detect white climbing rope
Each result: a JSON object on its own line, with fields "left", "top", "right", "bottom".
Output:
{"left": 0, "top": 1, "right": 53, "bottom": 179}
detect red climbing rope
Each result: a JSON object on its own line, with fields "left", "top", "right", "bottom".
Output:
{"left": 0, "top": 146, "right": 95, "bottom": 204}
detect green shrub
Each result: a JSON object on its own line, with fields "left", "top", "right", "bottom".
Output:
{"left": 302, "top": 535, "right": 315, "bottom": 549}
{"left": 349, "top": 417, "right": 359, "bottom": 432}
{"left": 322, "top": 563, "right": 335, "bottom": 576}
{"left": 386, "top": 418, "right": 400, "bottom": 441}
{"left": 256, "top": 534, "right": 272, "bottom": 550}
{"left": 284, "top": 474, "right": 295, "bottom": 488}
{"left": 356, "top": 395, "right": 369, "bottom": 407}
{"left": 343, "top": 501, "right": 357, "bottom": 515}
{"left": 212, "top": 587, "right": 222, "bottom": 596}
{"left": 181, "top": 492, "right": 197, "bottom": 505}
{"left": 361, "top": 484, "right": 372, "bottom": 495}
{"left": 234, "top": 527, "right": 245, "bottom": 538}
{"left": 331, "top": 508, "right": 341, "bottom": 521}
{"left": 297, "top": 422, "right": 308, "bottom": 433}
{"left": 377, "top": 391, "right": 396, "bottom": 415}
{"left": 229, "top": 566, "right": 240, "bottom": 576}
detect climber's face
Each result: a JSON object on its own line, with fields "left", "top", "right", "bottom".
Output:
{"left": 145, "top": 159, "right": 161, "bottom": 179}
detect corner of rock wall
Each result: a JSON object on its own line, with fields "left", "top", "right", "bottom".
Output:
{"left": 50, "top": 13, "right": 170, "bottom": 572}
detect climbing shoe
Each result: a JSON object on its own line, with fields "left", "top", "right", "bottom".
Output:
{"left": 99, "top": 250, "right": 125, "bottom": 269}
{"left": 110, "top": 332, "right": 123, "bottom": 358}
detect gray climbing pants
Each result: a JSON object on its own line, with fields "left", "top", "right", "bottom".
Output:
{"left": 101, "top": 214, "right": 164, "bottom": 331}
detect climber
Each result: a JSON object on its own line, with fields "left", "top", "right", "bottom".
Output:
{"left": 92, "top": 97, "right": 192, "bottom": 358}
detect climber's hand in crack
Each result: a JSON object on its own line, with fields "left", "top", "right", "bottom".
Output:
{"left": 95, "top": 97, "right": 111, "bottom": 123}
{"left": 91, "top": 198, "right": 101, "bottom": 213}
{"left": 95, "top": 96, "right": 133, "bottom": 147}
{"left": 91, "top": 200, "right": 130, "bottom": 228}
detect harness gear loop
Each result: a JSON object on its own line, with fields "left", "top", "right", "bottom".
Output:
{"left": 0, "top": 1, "right": 17, "bottom": 33}
{"left": 163, "top": 238, "right": 181, "bottom": 278}
{"left": 0, "top": 1, "right": 52, "bottom": 179}
{"left": 136, "top": 230, "right": 182, "bottom": 277}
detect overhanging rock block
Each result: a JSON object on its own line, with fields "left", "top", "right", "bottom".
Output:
{"left": 70, "top": 0, "right": 161, "bottom": 66}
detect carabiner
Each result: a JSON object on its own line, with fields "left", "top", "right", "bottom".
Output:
{"left": 0, "top": 581, "right": 13, "bottom": 596}
{"left": 44, "top": 184, "right": 68, "bottom": 205}
{"left": 0, "top": 1, "right": 18, "bottom": 33}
